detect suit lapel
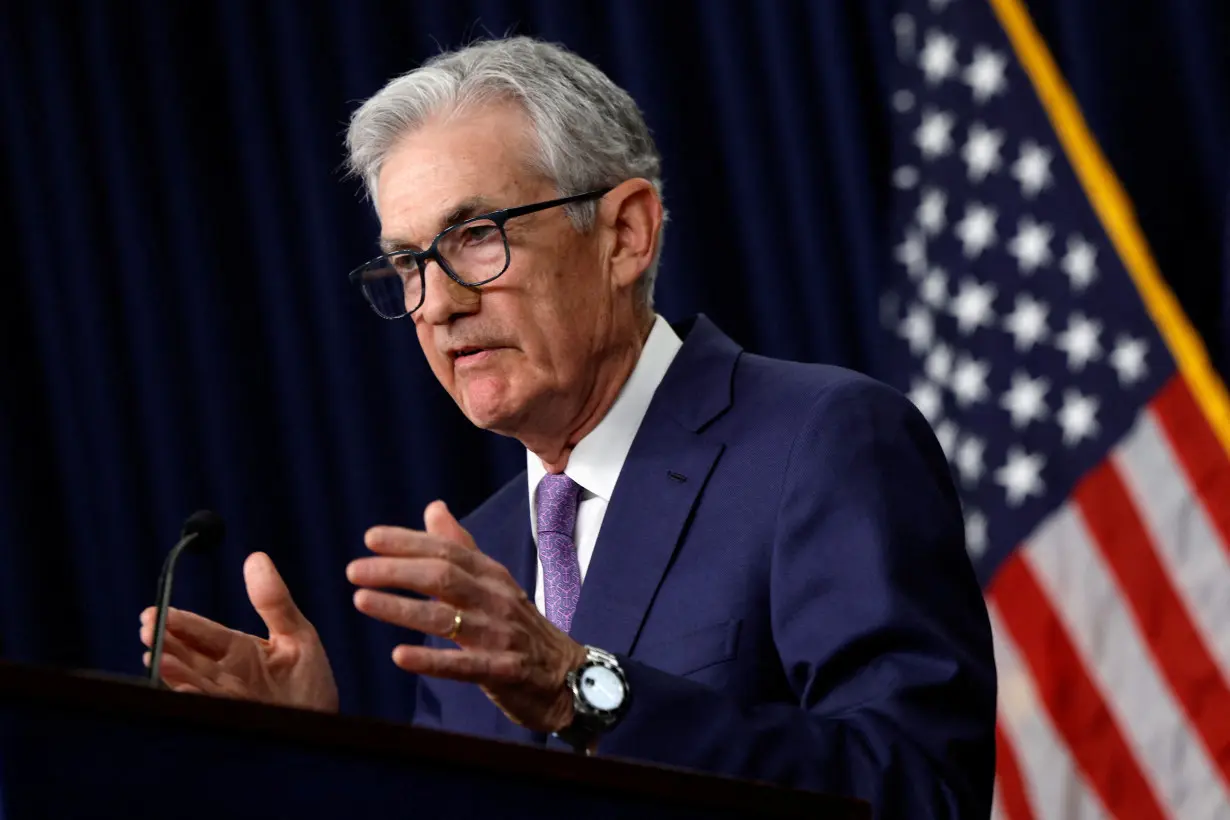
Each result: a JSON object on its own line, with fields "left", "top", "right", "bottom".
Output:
{"left": 567, "top": 315, "right": 740, "bottom": 656}
{"left": 509, "top": 520, "right": 537, "bottom": 601}
{"left": 568, "top": 423, "right": 723, "bottom": 654}
{"left": 466, "top": 473, "right": 538, "bottom": 599}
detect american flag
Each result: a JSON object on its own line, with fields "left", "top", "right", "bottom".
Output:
{"left": 878, "top": 0, "right": 1230, "bottom": 817}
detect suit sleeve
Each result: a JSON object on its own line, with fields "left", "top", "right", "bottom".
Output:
{"left": 596, "top": 378, "right": 997, "bottom": 819}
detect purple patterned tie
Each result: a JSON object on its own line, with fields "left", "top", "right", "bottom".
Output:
{"left": 536, "top": 472, "right": 583, "bottom": 632}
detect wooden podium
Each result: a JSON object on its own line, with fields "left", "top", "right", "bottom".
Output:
{"left": 0, "top": 662, "right": 868, "bottom": 819}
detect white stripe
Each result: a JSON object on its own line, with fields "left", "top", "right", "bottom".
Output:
{"left": 990, "top": 790, "right": 1007, "bottom": 820}
{"left": 1115, "top": 408, "right": 1230, "bottom": 680}
{"left": 987, "top": 602, "right": 1106, "bottom": 820}
{"left": 1024, "top": 505, "right": 1230, "bottom": 817}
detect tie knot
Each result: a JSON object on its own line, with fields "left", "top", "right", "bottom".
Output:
{"left": 536, "top": 473, "right": 581, "bottom": 535}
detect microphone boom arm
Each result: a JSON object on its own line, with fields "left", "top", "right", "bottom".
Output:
{"left": 147, "top": 531, "right": 199, "bottom": 686}
{"left": 147, "top": 510, "right": 223, "bottom": 687}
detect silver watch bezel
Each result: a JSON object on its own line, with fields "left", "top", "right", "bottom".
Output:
{"left": 565, "top": 645, "right": 630, "bottom": 727}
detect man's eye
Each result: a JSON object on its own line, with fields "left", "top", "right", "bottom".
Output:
{"left": 458, "top": 223, "right": 499, "bottom": 244}
{"left": 389, "top": 255, "right": 417, "bottom": 275}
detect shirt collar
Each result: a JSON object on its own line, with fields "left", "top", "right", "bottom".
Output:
{"left": 527, "top": 313, "right": 683, "bottom": 504}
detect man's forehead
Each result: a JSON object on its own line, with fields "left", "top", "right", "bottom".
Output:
{"left": 374, "top": 108, "right": 539, "bottom": 247}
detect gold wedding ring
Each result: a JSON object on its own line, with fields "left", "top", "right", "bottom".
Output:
{"left": 445, "top": 608, "right": 463, "bottom": 642}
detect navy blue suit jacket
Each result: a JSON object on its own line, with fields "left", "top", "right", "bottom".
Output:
{"left": 413, "top": 316, "right": 996, "bottom": 818}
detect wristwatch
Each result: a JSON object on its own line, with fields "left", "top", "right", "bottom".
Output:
{"left": 554, "top": 646, "right": 631, "bottom": 754}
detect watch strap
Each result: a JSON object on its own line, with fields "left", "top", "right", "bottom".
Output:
{"left": 554, "top": 717, "right": 600, "bottom": 755}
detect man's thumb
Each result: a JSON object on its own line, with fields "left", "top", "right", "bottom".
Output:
{"left": 244, "top": 552, "right": 309, "bottom": 637}
{"left": 424, "top": 500, "right": 478, "bottom": 550}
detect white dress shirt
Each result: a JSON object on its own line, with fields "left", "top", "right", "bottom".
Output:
{"left": 526, "top": 314, "right": 683, "bottom": 616}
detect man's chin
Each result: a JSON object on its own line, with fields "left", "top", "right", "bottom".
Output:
{"left": 456, "top": 382, "right": 520, "bottom": 432}
{"left": 462, "top": 408, "right": 511, "bottom": 431}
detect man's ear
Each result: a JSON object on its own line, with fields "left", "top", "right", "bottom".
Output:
{"left": 601, "top": 178, "right": 663, "bottom": 292}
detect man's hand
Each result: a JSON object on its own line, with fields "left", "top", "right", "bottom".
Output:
{"left": 347, "top": 500, "right": 586, "bottom": 733}
{"left": 138, "top": 552, "right": 339, "bottom": 713}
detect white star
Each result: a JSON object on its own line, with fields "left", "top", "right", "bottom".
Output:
{"left": 954, "top": 434, "right": 985, "bottom": 486}
{"left": 1007, "top": 217, "right": 1054, "bottom": 273}
{"left": 934, "top": 419, "right": 960, "bottom": 458}
{"left": 1110, "top": 335, "right": 1149, "bottom": 387}
{"left": 895, "top": 228, "right": 927, "bottom": 277}
{"left": 1012, "top": 140, "right": 1053, "bottom": 198}
{"left": 915, "top": 108, "right": 956, "bottom": 160}
{"left": 950, "top": 278, "right": 997, "bottom": 335}
{"left": 962, "top": 47, "right": 1008, "bottom": 103}
{"left": 951, "top": 353, "right": 991, "bottom": 407}
{"left": 920, "top": 268, "right": 949, "bottom": 309}
{"left": 892, "top": 90, "right": 916, "bottom": 113}
{"left": 1054, "top": 313, "right": 1102, "bottom": 371}
{"left": 965, "top": 509, "right": 988, "bottom": 558}
{"left": 898, "top": 304, "right": 935, "bottom": 355}
{"left": 954, "top": 202, "right": 998, "bottom": 258}
{"left": 917, "top": 187, "right": 948, "bottom": 236}
{"left": 918, "top": 30, "right": 960, "bottom": 86}
{"left": 909, "top": 378, "right": 944, "bottom": 423}
{"left": 961, "top": 122, "right": 1004, "bottom": 182}
{"left": 1002, "top": 293, "right": 1049, "bottom": 351}
{"left": 893, "top": 165, "right": 920, "bottom": 190}
{"left": 995, "top": 446, "right": 1046, "bottom": 506}
{"left": 1061, "top": 235, "right": 1099, "bottom": 291}
{"left": 1000, "top": 371, "right": 1050, "bottom": 429}
{"left": 1057, "top": 389, "right": 1100, "bottom": 446}
{"left": 925, "top": 343, "right": 955, "bottom": 386}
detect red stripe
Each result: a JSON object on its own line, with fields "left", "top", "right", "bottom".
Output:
{"left": 1075, "top": 460, "right": 1230, "bottom": 784}
{"left": 989, "top": 555, "right": 1166, "bottom": 819}
{"left": 1151, "top": 375, "right": 1230, "bottom": 564}
{"left": 993, "top": 725, "right": 1036, "bottom": 820}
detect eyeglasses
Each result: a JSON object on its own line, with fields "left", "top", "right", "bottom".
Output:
{"left": 348, "top": 188, "right": 613, "bottom": 320}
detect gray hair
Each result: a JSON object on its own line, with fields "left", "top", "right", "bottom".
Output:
{"left": 345, "top": 36, "right": 667, "bottom": 310}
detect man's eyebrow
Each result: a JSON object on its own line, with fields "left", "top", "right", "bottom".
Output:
{"left": 439, "top": 196, "right": 496, "bottom": 228}
{"left": 378, "top": 196, "right": 499, "bottom": 254}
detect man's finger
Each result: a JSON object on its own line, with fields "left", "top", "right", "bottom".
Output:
{"left": 362, "top": 527, "right": 502, "bottom": 578}
{"left": 244, "top": 552, "right": 310, "bottom": 638}
{"left": 148, "top": 652, "right": 220, "bottom": 695}
{"left": 353, "top": 589, "right": 487, "bottom": 642}
{"left": 424, "top": 500, "right": 479, "bottom": 551}
{"left": 169, "top": 684, "right": 205, "bottom": 695}
{"left": 346, "top": 557, "right": 487, "bottom": 608}
{"left": 389, "top": 645, "right": 524, "bottom": 684}
{"left": 139, "top": 608, "right": 233, "bottom": 659}
{"left": 141, "top": 633, "right": 220, "bottom": 686}
{"left": 158, "top": 632, "right": 223, "bottom": 678}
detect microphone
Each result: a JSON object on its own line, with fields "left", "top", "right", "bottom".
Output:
{"left": 147, "top": 510, "right": 225, "bottom": 686}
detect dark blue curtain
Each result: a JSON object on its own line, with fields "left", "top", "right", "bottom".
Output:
{"left": 1, "top": 0, "right": 1227, "bottom": 720}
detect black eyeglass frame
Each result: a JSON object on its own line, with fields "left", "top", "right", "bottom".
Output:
{"left": 348, "top": 187, "right": 614, "bottom": 319}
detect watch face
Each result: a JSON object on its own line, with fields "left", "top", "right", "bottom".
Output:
{"left": 580, "top": 665, "right": 624, "bottom": 711}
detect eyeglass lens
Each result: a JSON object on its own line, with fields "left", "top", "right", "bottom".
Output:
{"left": 358, "top": 218, "right": 508, "bottom": 318}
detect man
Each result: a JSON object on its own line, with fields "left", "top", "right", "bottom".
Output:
{"left": 139, "top": 36, "right": 995, "bottom": 818}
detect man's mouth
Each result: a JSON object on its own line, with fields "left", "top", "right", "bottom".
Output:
{"left": 450, "top": 346, "right": 503, "bottom": 364}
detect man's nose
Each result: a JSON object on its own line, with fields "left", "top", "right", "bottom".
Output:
{"left": 417, "top": 259, "right": 480, "bottom": 325}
